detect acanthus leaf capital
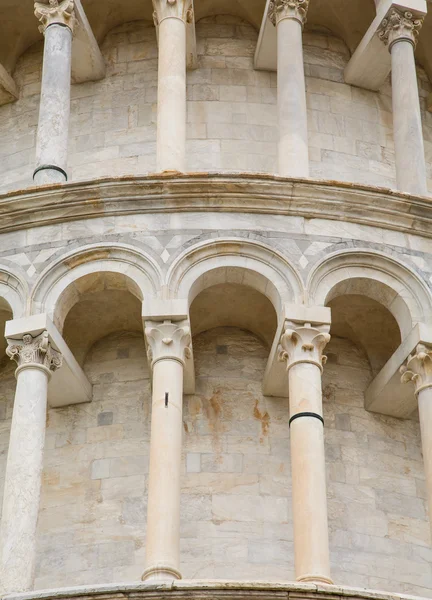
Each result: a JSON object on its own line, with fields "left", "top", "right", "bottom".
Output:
{"left": 34, "top": 0, "right": 76, "bottom": 34}
{"left": 378, "top": 8, "right": 424, "bottom": 50}
{"left": 6, "top": 331, "right": 63, "bottom": 374}
{"left": 268, "top": 0, "right": 310, "bottom": 27}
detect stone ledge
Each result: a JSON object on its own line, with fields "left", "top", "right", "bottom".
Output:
{"left": 3, "top": 581, "right": 430, "bottom": 600}
{"left": 0, "top": 173, "right": 432, "bottom": 237}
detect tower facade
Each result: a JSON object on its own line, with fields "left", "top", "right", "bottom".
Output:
{"left": 0, "top": 1, "right": 432, "bottom": 599}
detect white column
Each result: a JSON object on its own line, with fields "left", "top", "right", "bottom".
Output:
{"left": 153, "top": 0, "right": 192, "bottom": 173}
{"left": 401, "top": 344, "right": 432, "bottom": 537}
{"left": 33, "top": 0, "right": 75, "bottom": 185}
{"left": 279, "top": 322, "right": 332, "bottom": 584}
{"left": 0, "top": 332, "right": 62, "bottom": 595}
{"left": 142, "top": 320, "right": 191, "bottom": 581}
{"left": 269, "top": 0, "right": 310, "bottom": 178}
{"left": 378, "top": 8, "right": 427, "bottom": 196}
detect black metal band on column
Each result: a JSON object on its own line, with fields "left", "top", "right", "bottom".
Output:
{"left": 33, "top": 165, "right": 68, "bottom": 181}
{"left": 289, "top": 411, "right": 324, "bottom": 427}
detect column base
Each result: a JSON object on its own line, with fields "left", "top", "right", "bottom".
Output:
{"left": 296, "top": 575, "right": 333, "bottom": 585}
{"left": 142, "top": 564, "right": 182, "bottom": 581}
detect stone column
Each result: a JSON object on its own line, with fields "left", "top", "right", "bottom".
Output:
{"left": 153, "top": 0, "right": 192, "bottom": 173}
{"left": 401, "top": 344, "right": 432, "bottom": 537}
{"left": 0, "top": 332, "right": 62, "bottom": 595}
{"left": 279, "top": 321, "right": 332, "bottom": 584}
{"left": 269, "top": 0, "right": 310, "bottom": 178}
{"left": 142, "top": 320, "right": 191, "bottom": 581}
{"left": 33, "top": 0, "right": 76, "bottom": 185}
{"left": 378, "top": 8, "right": 427, "bottom": 196}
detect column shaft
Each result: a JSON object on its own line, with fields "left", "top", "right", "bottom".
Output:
{"left": 0, "top": 366, "right": 49, "bottom": 594}
{"left": 143, "top": 358, "right": 184, "bottom": 580}
{"left": 391, "top": 39, "right": 427, "bottom": 196}
{"left": 34, "top": 23, "right": 72, "bottom": 185}
{"left": 418, "top": 387, "right": 432, "bottom": 531}
{"left": 156, "top": 17, "right": 187, "bottom": 173}
{"left": 288, "top": 362, "right": 331, "bottom": 583}
{"left": 277, "top": 17, "right": 309, "bottom": 178}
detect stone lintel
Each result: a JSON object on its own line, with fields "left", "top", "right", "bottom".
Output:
{"left": 5, "top": 313, "right": 92, "bottom": 407}
{"left": 262, "top": 303, "right": 332, "bottom": 397}
{"left": 142, "top": 301, "right": 195, "bottom": 394}
{"left": 71, "top": 0, "right": 106, "bottom": 84}
{"left": 365, "top": 322, "right": 432, "bottom": 418}
{"left": 344, "top": 0, "right": 427, "bottom": 91}
{"left": 0, "top": 62, "right": 18, "bottom": 107}
{"left": 254, "top": 0, "right": 277, "bottom": 72}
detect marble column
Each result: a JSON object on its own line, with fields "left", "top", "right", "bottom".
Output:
{"left": 153, "top": 0, "right": 192, "bottom": 173}
{"left": 142, "top": 320, "right": 191, "bottom": 581}
{"left": 33, "top": 0, "right": 75, "bottom": 185}
{"left": 269, "top": 0, "right": 310, "bottom": 178}
{"left": 401, "top": 344, "right": 432, "bottom": 538}
{"left": 378, "top": 8, "right": 427, "bottom": 196}
{"left": 279, "top": 321, "right": 332, "bottom": 584}
{"left": 0, "top": 332, "right": 62, "bottom": 595}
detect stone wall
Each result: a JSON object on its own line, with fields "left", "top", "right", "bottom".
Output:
{"left": 0, "top": 323, "right": 428, "bottom": 594}
{"left": 0, "top": 17, "right": 431, "bottom": 193}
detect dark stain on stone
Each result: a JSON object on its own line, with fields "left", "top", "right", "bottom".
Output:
{"left": 254, "top": 400, "right": 270, "bottom": 439}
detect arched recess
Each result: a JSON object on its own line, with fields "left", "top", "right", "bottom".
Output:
{"left": 167, "top": 238, "right": 304, "bottom": 315}
{"left": 31, "top": 243, "right": 162, "bottom": 332}
{"left": 0, "top": 266, "right": 27, "bottom": 361}
{"left": 0, "top": 266, "right": 27, "bottom": 320}
{"left": 307, "top": 249, "right": 432, "bottom": 340}
{"left": 166, "top": 238, "right": 303, "bottom": 348}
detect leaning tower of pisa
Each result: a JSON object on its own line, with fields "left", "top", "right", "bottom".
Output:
{"left": 0, "top": 0, "right": 431, "bottom": 599}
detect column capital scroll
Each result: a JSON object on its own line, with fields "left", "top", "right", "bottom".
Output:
{"left": 6, "top": 331, "right": 63, "bottom": 375}
{"left": 278, "top": 321, "right": 330, "bottom": 372}
{"left": 145, "top": 319, "right": 192, "bottom": 367}
{"left": 152, "top": 0, "right": 194, "bottom": 26}
{"left": 400, "top": 343, "right": 432, "bottom": 396}
{"left": 268, "top": 0, "right": 310, "bottom": 27}
{"left": 34, "top": 0, "right": 76, "bottom": 34}
{"left": 378, "top": 7, "right": 424, "bottom": 50}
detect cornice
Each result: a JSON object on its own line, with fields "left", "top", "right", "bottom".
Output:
{"left": 2, "top": 580, "right": 430, "bottom": 600}
{"left": 0, "top": 173, "right": 432, "bottom": 238}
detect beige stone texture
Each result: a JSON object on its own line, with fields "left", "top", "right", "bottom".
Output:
{"left": 0, "top": 324, "right": 427, "bottom": 593}
{"left": 2, "top": 19, "right": 432, "bottom": 191}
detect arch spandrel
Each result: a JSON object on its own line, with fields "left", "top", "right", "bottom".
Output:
{"left": 307, "top": 249, "right": 432, "bottom": 340}
{"left": 30, "top": 243, "right": 163, "bottom": 331}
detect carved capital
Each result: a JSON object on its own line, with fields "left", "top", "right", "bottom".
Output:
{"left": 34, "top": 0, "right": 76, "bottom": 34}
{"left": 268, "top": 0, "right": 309, "bottom": 27}
{"left": 400, "top": 343, "right": 432, "bottom": 396}
{"left": 152, "top": 0, "right": 193, "bottom": 26}
{"left": 6, "top": 331, "right": 63, "bottom": 374}
{"left": 278, "top": 321, "right": 330, "bottom": 372}
{"left": 145, "top": 320, "right": 192, "bottom": 367}
{"left": 378, "top": 8, "right": 424, "bottom": 49}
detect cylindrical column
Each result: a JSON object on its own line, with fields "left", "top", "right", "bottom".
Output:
{"left": 379, "top": 8, "right": 427, "bottom": 196}
{"left": 418, "top": 387, "right": 432, "bottom": 525}
{"left": 0, "top": 332, "right": 62, "bottom": 595}
{"left": 280, "top": 322, "right": 332, "bottom": 584}
{"left": 142, "top": 320, "right": 191, "bottom": 581}
{"left": 269, "top": 0, "right": 310, "bottom": 178}
{"left": 33, "top": 1, "right": 75, "bottom": 185}
{"left": 154, "top": 5, "right": 187, "bottom": 173}
{"left": 401, "top": 344, "right": 432, "bottom": 539}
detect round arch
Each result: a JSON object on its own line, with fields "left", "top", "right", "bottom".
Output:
{"left": 166, "top": 238, "right": 304, "bottom": 319}
{"left": 0, "top": 266, "right": 28, "bottom": 319}
{"left": 307, "top": 249, "right": 432, "bottom": 340}
{"left": 31, "top": 243, "right": 162, "bottom": 331}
